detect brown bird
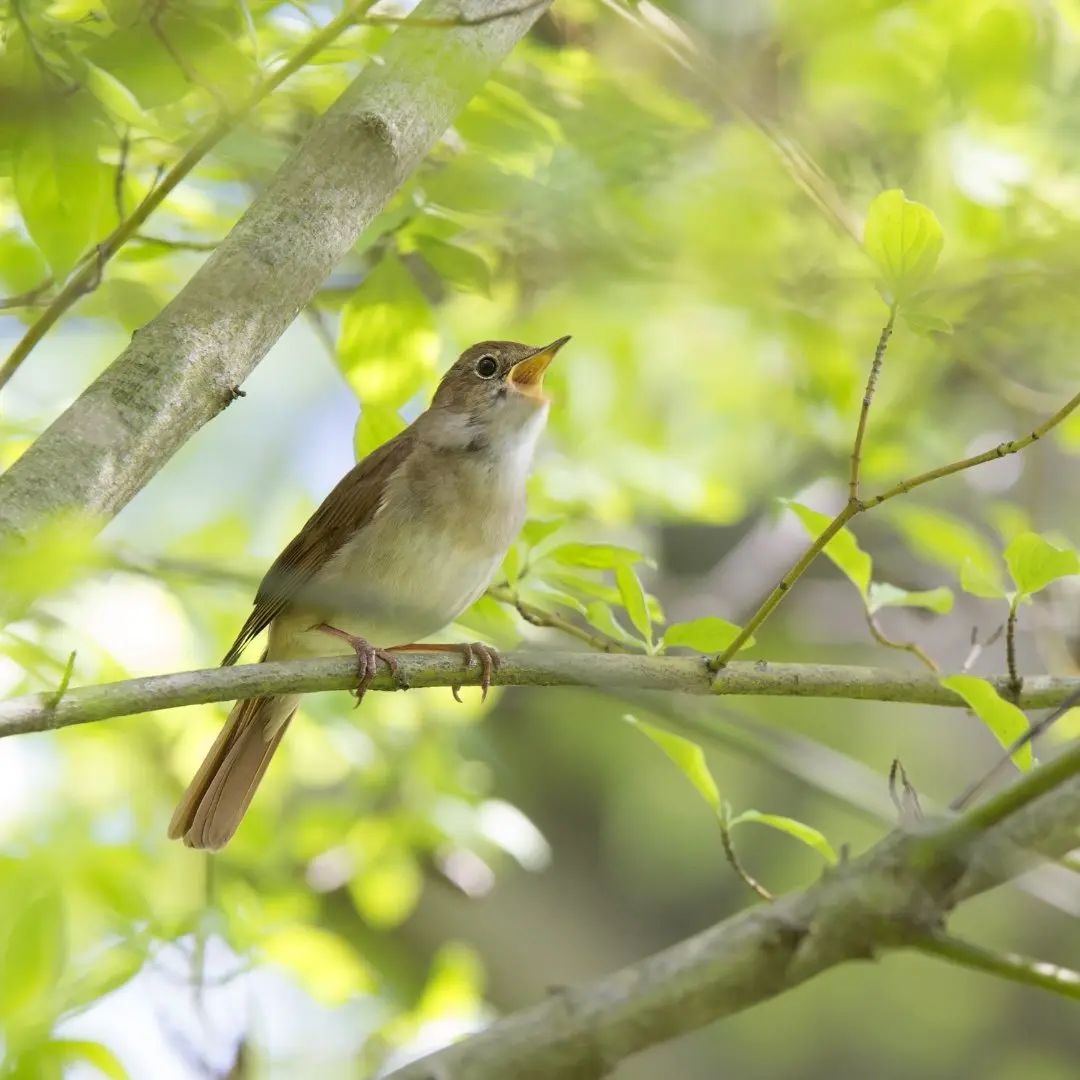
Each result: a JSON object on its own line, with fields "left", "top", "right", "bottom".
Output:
{"left": 169, "top": 336, "right": 570, "bottom": 850}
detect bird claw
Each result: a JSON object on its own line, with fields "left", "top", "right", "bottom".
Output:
{"left": 450, "top": 641, "right": 500, "bottom": 703}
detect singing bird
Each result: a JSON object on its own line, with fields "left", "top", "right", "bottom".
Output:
{"left": 169, "top": 336, "right": 570, "bottom": 850}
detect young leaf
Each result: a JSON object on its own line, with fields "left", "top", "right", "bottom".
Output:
{"left": 727, "top": 810, "right": 838, "bottom": 864}
{"left": 546, "top": 542, "right": 649, "bottom": 569}
{"left": 624, "top": 715, "right": 719, "bottom": 811}
{"left": 0, "top": 885, "right": 66, "bottom": 1030}
{"left": 1004, "top": 532, "right": 1080, "bottom": 597}
{"left": 521, "top": 517, "right": 565, "bottom": 549}
{"left": 415, "top": 235, "right": 492, "bottom": 296}
{"left": 661, "top": 617, "right": 753, "bottom": 653}
{"left": 44, "top": 1041, "right": 130, "bottom": 1080}
{"left": 867, "top": 582, "right": 954, "bottom": 615}
{"left": 960, "top": 557, "right": 1008, "bottom": 599}
{"left": 584, "top": 601, "right": 643, "bottom": 648}
{"left": 863, "top": 190, "right": 944, "bottom": 301}
{"left": 338, "top": 255, "right": 438, "bottom": 409}
{"left": 615, "top": 563, "right": 652, "bottom": 647}
{"left": 14, "top": 116, "right": 110, "bottom": 280}
{"left": 941, "top": 675, "right": 1032, "bottom": 769}
{"left": 784, "top": 500, "right": 872, "bottom": 597}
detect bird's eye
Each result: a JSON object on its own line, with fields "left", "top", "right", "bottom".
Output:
{"left": 475, "top": 355, "right": 498, "bottom": 379}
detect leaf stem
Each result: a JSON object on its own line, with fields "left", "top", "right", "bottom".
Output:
{"left": 850, "top": 308, "right": 895, "bottom": 502}
{"left": 864, "top": 609, "right": 939, "bottom": 672}
{"left": 1005, "top": 599, "right": 1022, "bottom": 703}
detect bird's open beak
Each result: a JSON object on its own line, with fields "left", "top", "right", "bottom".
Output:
{"left": 508, "top": 335, "right": 571, "bottom": 402}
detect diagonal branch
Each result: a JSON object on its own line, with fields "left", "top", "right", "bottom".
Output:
{"left": 3, "top": 654, "right": 1080, "bottom": 738}
{"left": 0, "top": 0, "right": 549, "bottom": 545}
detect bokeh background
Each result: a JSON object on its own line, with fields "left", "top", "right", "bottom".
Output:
{"left": 4, "top": 0, "right": 1080, "bottom": 1076}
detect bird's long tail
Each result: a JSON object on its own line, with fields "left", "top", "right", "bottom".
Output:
{"left": 168, "top": 691, "right": 300, "bottom": 851}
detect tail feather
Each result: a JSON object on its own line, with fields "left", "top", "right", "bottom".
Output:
{"left": 168, "top": 693, "right": 300, "bottom": 851}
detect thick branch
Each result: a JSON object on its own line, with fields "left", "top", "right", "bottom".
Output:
{"left": 381, "top": 750, "right": 1080, "bottom": 1080}
{"left": 0, "top": 0, "right": 548, "bottom": 542}
{"left": 3, "top": 654, "right": 1080, "bottom": 737}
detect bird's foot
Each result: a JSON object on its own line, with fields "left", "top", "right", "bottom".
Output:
{"left": 386, "top": 641, "right": 501, "bottom": 702}
{"left": 312, "top": 623, "right": 401, "bottom": 705}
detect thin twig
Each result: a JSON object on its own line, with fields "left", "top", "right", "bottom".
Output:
{"left": 850, "top": 308, "right": 896, "bottom": 502}
{"left": 915, "top": 934, "right": 1080, "bottom": 1003}
{"left": 488, "top": 584, "right": 627, "bottom": 652}
{"left": 714, "top": 387, "right": 1080, "bottom": 669}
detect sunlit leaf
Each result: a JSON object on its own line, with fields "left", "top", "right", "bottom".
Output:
{"left": 783, "top": 500, "right": 871, "bottom": 597}
{"left": 348, "top": 850, "right": 423, "bottom": 930}
{"left": 13, "top": 112, "right": 110, "bottom": 279}
{"left": 1004, "top": 531, "right": 1080, "bottom": 597}
{"left": 941, "top": 675, "right": 1032, "bottom": 769}
{"left": 0, "top": 884, "right": 66, "bottom": 1030}
{"left": 661, "top": 617, "right": 753, "bottom": 652}
{"left": 261, "top": 924, "right": 375, "bottom": 1005}
{"left": 615, "top": 563, "right": 652, "bottom": 647}
{"left": 866, "top": 582, "right": 954, "bottom": 615}
{"left": 415, "top": 236, "right": 492, "bottom": 296}
{"left": 44, "top": 1040, "right": 129, "bottom": 1080}
{"left": 625, "top": 715, "right": 719, "bottom": 811}
{"left": 338, "top": 254, "right": 438, "bottom": 408}
{"left": 546, "top": 542, "right": 649, "bottom": 570}
{"left": 416, "top": 942, "right": 485, "bottom": 1021}
{"left": 863, "top": 190, "right": 944, "bottom": 300}
{"left": 889, "top": 506, "right": 1002, "bottom": 584}
{"left": 455, "top": 592, "right": 522, "bottom": 648}
{"left": 584, "top": 601, "right": 642, "bottom": 648}
{"left": 521, "top": 517, "right": 565, "bottom": 548}
{"left": 354, "top": 404, "right": 407, "bottom": 460}
{"left": 728, "top": 810, "right": 838, "bottom": 864}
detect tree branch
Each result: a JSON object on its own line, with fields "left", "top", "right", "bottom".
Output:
{"left": 379, "top": 756, "right": 1080, "bottom": 1080}
{"left": 0, "top": 0, "right": 549, "bottom": 543}
{"left": 4, "top": 654, "right": 1080, "bottom": 738}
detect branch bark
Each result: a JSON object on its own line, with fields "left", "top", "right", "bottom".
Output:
{"left": 3, "top": 653, "right": 1080, "bottom": 738}
{"left": 0, "top": 0, "right": 548, "bottom": 543}
{"left": 379, "top": 760, "right": 1080, "bottom": 1080}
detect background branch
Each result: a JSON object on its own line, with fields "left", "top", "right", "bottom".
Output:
{"left": 0, "top": 0, "right": 549, "bottom": 544}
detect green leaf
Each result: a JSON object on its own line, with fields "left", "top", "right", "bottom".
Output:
{"left": 348, "top": 850, "right": 423, "bottom": 930}
{"left": 960, "top": 558, "right": 1007, "bottom": 599}
{"left": 44, "top": 1040, "right": 129, "bottom": 1080}
{"left": 338, "top": 255, "right": 438, "bottom": 408}
{"left": 14, "top": 114, "right": 110, "bottom": 279}
{"left": 1004, "top": 532, "right": 1080, "bottom": 597}
{"left": 261, "top": 924, "right": 375, "bottom": 1005}
{"left": 0, "top": 884, "right": 66, "bottom": 1031}
{"left": 354, "top": 404, "right": 407, "bottom": 460}
{"left": 941, "top": 675, "right": 1033, "bottom": 769}
{"left": 863, "top": 189, "right": 944, "bottom": 300}
{"left": 728, "top": 810, "right": 838, "bottom": 864}
{"left": 521, "top": 517, "right": 565, "bottom": 548}
{"left": 615, "top": 564, "right": 652, "bottom": 647}
{"left": 900, "top": 309, "right": 953, "bottom": 336}
{"left": 83, "top": 63, "right": 161, "bottom": 134}
{"left": 415, "top": 235, "right": 492, "bottom": 296}
{"left": 889, "top": 506, "right": 1002, "bottom": 583}
{"left": 784, "top": 500, "right": 871, "bottom": 597}
{"left": 661, "top": 617, "right": 753, "bottom": 653}
{"left": 501, "top": 543, "right": 523, "bottom": 586}
{"left": 625, "top": 716, "right": 719, "bottom": 811}
{"left": 867, "top": 582, "right": 954, "bottom": 615}
{"left": 546, "top": 542, "right": 649, "bottom": 570}
{"left": 455, "top": 593, "right": 522, "bottom": 648}
{"left": 584, "top": 601, "right": 642, "bottom": 648}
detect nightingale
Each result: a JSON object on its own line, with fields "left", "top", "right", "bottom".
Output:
{"left": 168, "top": 335, "right": 570, "bottom": 851}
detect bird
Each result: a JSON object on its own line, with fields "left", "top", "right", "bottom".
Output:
{"left": 168, "top": 335, "right": 570, "bottom": 851}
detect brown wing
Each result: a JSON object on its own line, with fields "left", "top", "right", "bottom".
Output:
{"left": 221, "top": 425, "right": 415, "bottom": 666}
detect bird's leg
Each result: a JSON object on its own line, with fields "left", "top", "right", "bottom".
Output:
{"left": 312, "top": 623, "right": 401, "bottom": 705}
{"left": 385, "top": 642, "right": 501, "bottom": 703}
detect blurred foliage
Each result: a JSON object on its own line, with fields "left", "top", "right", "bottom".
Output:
{"left": 4, "top": 0, "right": 1080, "bottom": 1077}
